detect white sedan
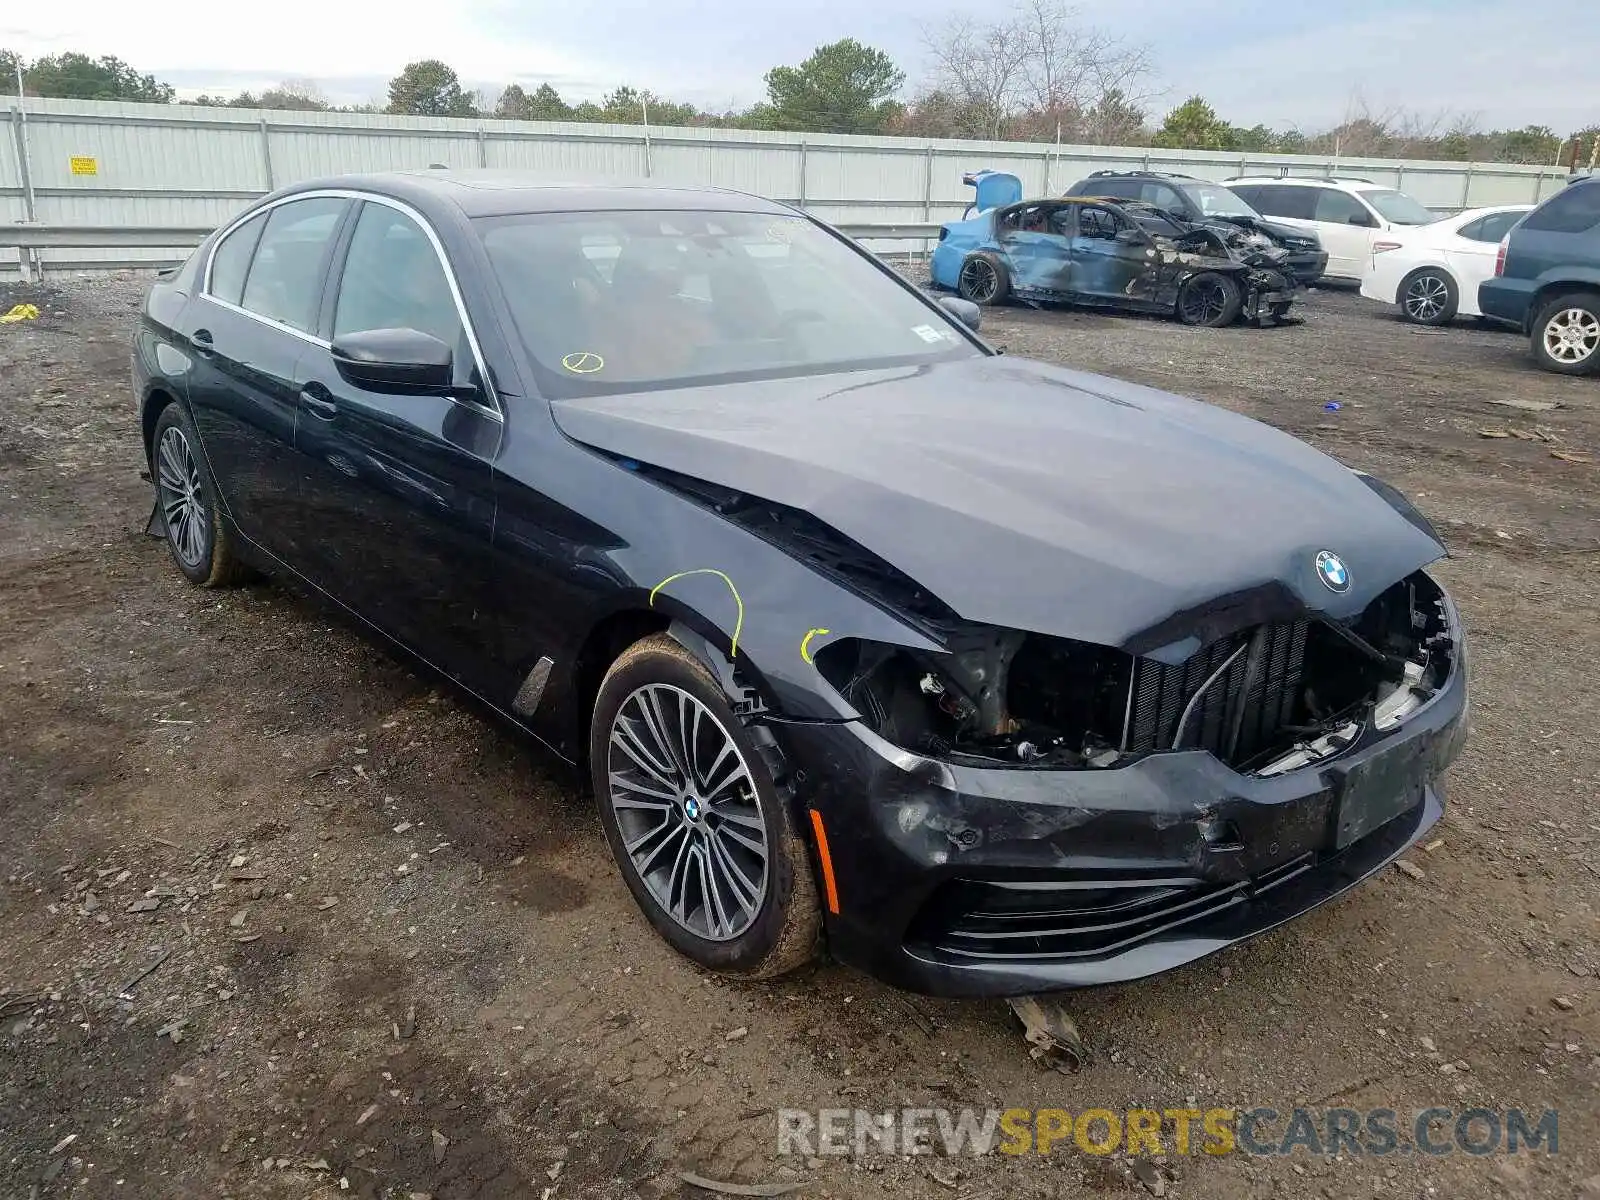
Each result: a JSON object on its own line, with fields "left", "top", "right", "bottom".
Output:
{"left": 1360, "top": 205, "right": 1532, "bottom": 325}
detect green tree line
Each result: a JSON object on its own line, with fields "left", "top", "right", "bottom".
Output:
{"left": 3, "top": 42, "right": 1597, "bottom": 167}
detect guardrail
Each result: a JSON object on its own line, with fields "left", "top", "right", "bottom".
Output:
{"left": 2, "top": 222, "right": 945, "bottom": 281}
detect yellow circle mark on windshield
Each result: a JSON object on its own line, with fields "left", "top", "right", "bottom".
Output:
{"left": 561, "top": 351, "right": 604, "bottom": 374}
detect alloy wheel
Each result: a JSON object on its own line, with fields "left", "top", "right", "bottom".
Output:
{"left": 959, "top": 258, "right": 999, "bottom": 303}
{"left": 1404, "top": 274, "right": 1450, "bottom": 321}
{"left": 605, "top": 683, "right": 768, "bottom": 942}
{"left": 156, "top": 425, "right": 208, "bottom": 569}
{"left": 1544, "top": 307, "right": 1600, "bottom": 364}
{"left": 1181, "top": 280, "right": 1227, "bottom": 325}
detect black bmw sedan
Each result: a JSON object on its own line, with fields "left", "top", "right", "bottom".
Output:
{"left": 133, "top": 171, "right": 1467, "bottom": 997}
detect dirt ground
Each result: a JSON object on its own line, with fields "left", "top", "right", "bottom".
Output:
{"left": 1, "top": 275, "right": 1596, "bottom": 1200}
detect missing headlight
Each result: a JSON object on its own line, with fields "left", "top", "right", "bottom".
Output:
{"left": 813, "top": 629, "right": 1135, "bottom": 768}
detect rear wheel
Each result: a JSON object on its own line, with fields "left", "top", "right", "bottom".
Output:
{"left": 591, "top": 634, "right": 820, "bottom": 979}
{"left": 151, "top": 403, "right": 250, "bottom": 587}
{"left": 1530, "top": 293, "right": 1600, "bottom": 375}
{"left": 957, "top": 252, "right": 1010, "bottom": 306}
{"left": 1398, "top": 268, "right": 1458, "bottom": 325}
{"left": 1176, "top": 272, "right": 1244, "bottom": 327}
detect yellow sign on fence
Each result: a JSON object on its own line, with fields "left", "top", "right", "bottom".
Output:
{"left": 69, "top": 156, "right": 98, "bottom": 176}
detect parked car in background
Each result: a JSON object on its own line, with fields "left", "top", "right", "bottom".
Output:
{"left": 1359, "top": 205, "right": 1532, "bottom": 325}
{"left": 1479, "top": 176, "right": 1600, "bottom": 374}
{"left": 1225, "top": 178, "right": 1439, "bottom": 282}
{"left": 133, "top": 171, "right": 1466, "bottom": 996}
{"left": 1064, "top": 170, "right": 1328, "bottom": 284}
{"left": 932, "top": 192, "right": 1299, "bottom": 326}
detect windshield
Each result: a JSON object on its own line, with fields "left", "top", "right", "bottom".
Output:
{"left": 1358, "top": 189, "right": 1436, "bottom": 226}
{"left": 1188, "top": 183, "right": 1257, "bottom": 218}
{"left": 477, "top": 209, "right": 979, "bottom": 397}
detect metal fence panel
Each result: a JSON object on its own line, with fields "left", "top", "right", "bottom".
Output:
{"left": 1, "top": 96, "right": 1573, "bottom": 276}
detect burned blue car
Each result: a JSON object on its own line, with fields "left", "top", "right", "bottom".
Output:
{"left": 932, "top": 171, "right": 1299, "bottom": 327}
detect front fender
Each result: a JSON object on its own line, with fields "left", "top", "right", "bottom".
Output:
{"left": 596, "top": 481, "right": 943, "bottom": 720}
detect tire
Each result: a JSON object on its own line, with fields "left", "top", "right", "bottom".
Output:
{"left": 1530, "top": 292, "right": 1600, "bottom": 376}
{"left": 590, "top": 633, "right": 820, "bottom": 979}
{"left": 957, "top": 252, "right": 1010, "bottom": 306}
{"left": 1397, "top": 268, "right": 1458, "bottom": 326}
{"left": 150, "top": 403, "right": 251, "bottom": 587}
{"left": 1176, "top": 272, "right": 1244, "bottom": 327}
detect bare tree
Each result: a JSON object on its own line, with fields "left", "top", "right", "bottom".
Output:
{"left": 922, "top": 0, "right": 1156, "bottom": 142}
{"left": 922, "top": 11, "right": 1034, "bottom": 139}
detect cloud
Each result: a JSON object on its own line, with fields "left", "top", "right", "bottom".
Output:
{"left": 6, "top": 0, "right": 1595, "bottom": 132}
{"left": 1147, "top": 2, "right": 1600, "bottom": 132}
{"left": 3, "top": 0, "right": 608, "bottom": 100}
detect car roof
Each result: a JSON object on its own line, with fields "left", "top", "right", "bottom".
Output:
{"left": 1225, "top": 176, "right": 1394, "bottom": 193}
{"left": 1015, "top": 195, "right": 1167, "bottom": 214}
{"left": 1081, "top": 170, "right": 1202, "bottom": 183}
{"left": 271, "top": 170, "right": 795, "bottom": 219}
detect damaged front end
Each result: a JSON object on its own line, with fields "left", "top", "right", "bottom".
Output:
{"left": 1160, "top": 224, "right": 1299, "bottom": 326}
{"left": 813, "top": 569, "right": 1455, "bottom": 777}
{"left": 790, "top": 571, "right": 1466, "bottom": 996}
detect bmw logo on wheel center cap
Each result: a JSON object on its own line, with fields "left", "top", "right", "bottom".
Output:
{"left": 683, "top": 797, "right": 702, "bottom": 821}
{"left": 1315, "top": 550, "right": 1351, "bottom": 593}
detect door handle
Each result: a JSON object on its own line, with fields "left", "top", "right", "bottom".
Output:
{"left": 191, "top": 328, "right": 215, "bottom": 357}
{"left": 299, "top": 386, "right": 338, "bottom": 421}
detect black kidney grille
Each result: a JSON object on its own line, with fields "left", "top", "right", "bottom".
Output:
{"left": 1124, "top": 621, "right": 1308, "bottom": 766}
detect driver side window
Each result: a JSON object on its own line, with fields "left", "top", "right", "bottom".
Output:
{"left": 333, "top": 203, "right": 461, "bottom": 347}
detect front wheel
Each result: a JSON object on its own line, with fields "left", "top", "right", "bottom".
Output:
{"left": 1398, "top": 269, "right": 1458, "bottom": 325}
{"left": 150, "top": 403, "right": 251, "bottom": 587}
{"left": 591, "top": 634, "right": 820, "bottom": 979}
{"left": 1177, "top": 272, "right": 1244, "bottom": 327}
{"left": 1530, "top": 293, "right": 1600, "bottom": 375}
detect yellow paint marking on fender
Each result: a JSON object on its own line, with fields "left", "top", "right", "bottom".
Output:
{"left": 648, "top": 569, "right": 745, "bottom": 658}
{"left": 799, "top": 627, "right": 831, "bottom": 664}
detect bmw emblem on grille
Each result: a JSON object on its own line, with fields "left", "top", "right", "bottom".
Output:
{"left": 1315, "top": 550, "right": 1350, "bottom": 593}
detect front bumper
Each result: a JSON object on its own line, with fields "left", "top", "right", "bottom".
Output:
{"left": 782, "top": 610, "right": 1467, "bottom": 998}
{"left": 1284, "top": 250, "right": 1329, "bottom": 285}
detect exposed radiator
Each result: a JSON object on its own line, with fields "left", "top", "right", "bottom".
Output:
{"left": 1123, "top": 621, "right": 1308, "bottom": 766}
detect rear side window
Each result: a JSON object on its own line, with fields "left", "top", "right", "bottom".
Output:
{"left": 333, "top": 202, "right": 462, "bottom": 347}
{"left": 1228, "top": 185, "right": 1261, "bottom": 208}
{"left": 1460, "top": 211, "right": 1524, "bottom": 244}
{"left": 1522, "top": 184, "right": 1600, "bottom": 234}
{"left": 1250, "top": 185, "right": 1318, "bottom": 221}
{"left": 240, "top": 197, "right": 348, "bottom": 332}
{"left": 208, "top": 212, "right": 266, "bottom": 305}
{"left": 1314, "top": 190, "right": 1370, "bottom": 224}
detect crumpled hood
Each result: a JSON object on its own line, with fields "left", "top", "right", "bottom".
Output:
{"left": 551, "top": 356, "right": 1445, "bottom": 653}
{"left": 1213, "top": 213, "right": 1318, "bottom": 248}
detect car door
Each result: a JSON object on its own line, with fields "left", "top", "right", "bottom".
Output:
{"left": 996, "top": 204, "right": 1076, "bottom": 292}
{"left": 1070, "top": 204, "right": 1158, "bottom": 303}
{"left": 184, "top": 195, "right": 350, "bottom": 564}
{"left": 1311, "top": 189, "right": 1381, "bottom": 279}
{"left": 289, "top": 197, "right": 509, "bottom": 695}
{"left": 1445, "top": 211, "right": 1524, "bottom": 315}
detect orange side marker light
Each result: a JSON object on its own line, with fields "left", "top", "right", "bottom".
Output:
{"left": 808, "top": 809, "right": 841, "bottom": 915}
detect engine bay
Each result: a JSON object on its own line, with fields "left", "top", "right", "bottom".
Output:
{"left": 814, "top": 571, "right": 1456, "bottom": 776}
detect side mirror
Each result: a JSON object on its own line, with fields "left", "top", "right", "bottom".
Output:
{"left": 331, "top": 328, "right": 453, "bottom": 393}
{"left": 1114, "top": 228, "right": 1144, "bottom": 245}
{"left": 938, "top": 295, "right": 981, "bottom": 332}
{"left": 1347, "top": 212, "right": 1377, "bottom": 228}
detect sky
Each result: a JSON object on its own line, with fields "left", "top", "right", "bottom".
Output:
{"left": 2, "top": 0, "right": 1594, "bottom": 134}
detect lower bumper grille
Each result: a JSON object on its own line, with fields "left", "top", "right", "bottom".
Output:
{"left": 917, "top": 854, "right": 1318, "bottom": 960}
{"left": 1123, "top": 620, "right": 1307, "bottom": 766}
